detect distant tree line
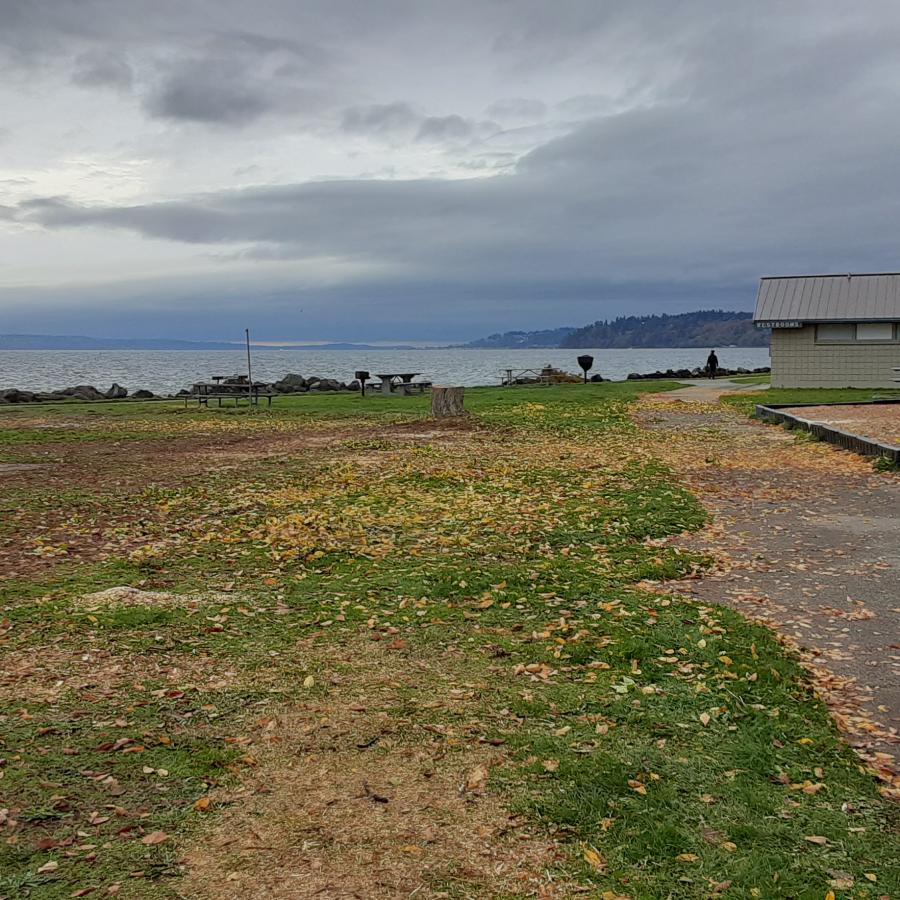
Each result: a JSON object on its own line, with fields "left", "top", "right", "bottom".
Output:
{"left": 560, "top": 310, "right": 768, "bottom": 348}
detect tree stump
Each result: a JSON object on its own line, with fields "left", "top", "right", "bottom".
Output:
{"left": 431, "top": 385, "right": 465, "bottom": 418}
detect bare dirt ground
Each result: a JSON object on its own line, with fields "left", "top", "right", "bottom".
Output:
{"left": 182, "top": 635, "right": 570, "bottom": 900}
{"left": 0, "top": 417, "right": 483, "bottom": 580}
{"left": 634, "top": 386, "right": 900, "bottom": 782}
{"left": 781, "top": 402, "right": 900, "bottom": 447}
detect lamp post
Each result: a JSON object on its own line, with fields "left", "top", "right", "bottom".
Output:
{"left": 245, "top": 328, "right": 253, "bottom": 402}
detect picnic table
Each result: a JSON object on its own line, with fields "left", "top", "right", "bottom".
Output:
{"left": 500, "top": 367, "right": 552, "bottom": 386}
{"left": 187, "top": 380, "right": 274, "bottom": 407}
{"left": 374, "top": 372, "right": 432, "bottom": 396}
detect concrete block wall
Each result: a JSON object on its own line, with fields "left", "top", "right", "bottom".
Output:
{"left": 771, "top": 326, "right": 900, "bottom": 388}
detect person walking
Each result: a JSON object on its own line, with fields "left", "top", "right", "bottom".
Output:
{"left": 705, "top": 349, "right": 719, "bottom": 379}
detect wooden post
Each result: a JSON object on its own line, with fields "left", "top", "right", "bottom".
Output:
{"left": 431, "top": 385, "right": 465, "bottom": 418}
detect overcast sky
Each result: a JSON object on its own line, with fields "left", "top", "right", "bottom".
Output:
{"left": 2, "top": 1, "right": 900, "bottom": 342}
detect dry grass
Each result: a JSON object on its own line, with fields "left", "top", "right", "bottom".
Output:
{"left": 182, "top": 634, "right": 571, "bottom": 899}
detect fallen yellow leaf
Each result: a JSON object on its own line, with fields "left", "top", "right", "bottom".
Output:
{"left": 583, "top": 846, "right": 606, "bottom": 871}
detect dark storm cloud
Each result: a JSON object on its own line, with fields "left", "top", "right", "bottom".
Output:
{"left": 340, "top": 103, "right": 498, "bottom": 145}
{"left": 5, "top": 0, "right": 900, "bottom": 338}
{"left": 416, "top": 114, "right": 500, "bottom": 142}
{"left": 142, "top": 32, "right": 336, "bottom": 125}
{"left": 145, "top": 61, "right": 271, "bottom": 125}
{"left": 71, "top": 50, "right": 134, "bottom": 90}
{"left": 13, "top": 71, "right": 900, "bottom": 289}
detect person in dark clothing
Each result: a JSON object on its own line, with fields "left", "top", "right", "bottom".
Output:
{"left": 706, "top": 350, "right": 719, "bottom": 379}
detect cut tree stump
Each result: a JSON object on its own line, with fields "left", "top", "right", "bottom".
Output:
{"left": 431, "top": 385, "right": 465, "bottom": 418}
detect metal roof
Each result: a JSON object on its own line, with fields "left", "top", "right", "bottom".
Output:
{"left": 754, "top": 273, "right": 900, "bottom": 323}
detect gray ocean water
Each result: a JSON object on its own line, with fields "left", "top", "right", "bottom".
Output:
{"left": 0, "top": 347, "right": 771, "bottom": 394}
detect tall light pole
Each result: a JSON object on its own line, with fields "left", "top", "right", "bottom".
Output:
{"left": 245, "top": 328, "right": 253, "bottom": 402}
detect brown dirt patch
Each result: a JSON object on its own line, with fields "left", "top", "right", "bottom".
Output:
{"left": 0, "top": 417, "right": 477, "bottom": 581}
{"left": 182, "top": 635, "right": 571, "bottom": 899}
{"left": 0, "top": 463, "right": 48, "bottom": 473}
{"left": 780, "top": 402, "right": 900, "bottom": 447}
{"left": 77, "top": 586, "right": 238, "bottom": 608}
{"left": 0, "top": 640, "right": 239, "bottom": 704}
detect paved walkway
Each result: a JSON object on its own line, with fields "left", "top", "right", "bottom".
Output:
{"left": 635, "top": 383, "right": 900, "bottom": 786}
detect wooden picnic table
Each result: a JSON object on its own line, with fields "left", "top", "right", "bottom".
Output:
{"left": 188, "top": 381, "right": 274, "bottom": 407}
{"left": 374, "top": 372, "right": 432, "bottom": 396}
{"left": 500, "top": 367, "right": 551, "bottom": 386}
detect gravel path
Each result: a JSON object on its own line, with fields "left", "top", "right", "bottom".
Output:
{"left": 781, "top": 402, "right": 900, "bottom": 447}
{"left": 635, "top": 386, "right": 900, "bottom": 785}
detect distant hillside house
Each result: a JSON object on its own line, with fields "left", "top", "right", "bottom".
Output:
{"left": 754, "top": 273, "right": 900, "bottom": 388}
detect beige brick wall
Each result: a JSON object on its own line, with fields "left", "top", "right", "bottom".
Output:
{"left": 770, "top": 326, "right": 900, "bottom": 388}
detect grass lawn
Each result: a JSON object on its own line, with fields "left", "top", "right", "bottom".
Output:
{"left": 1, "top": 384, "right": 897, "bottom": 898}
{"left": 726, "top": 374, "right": 771, "bottom": 385}
{"left": 722, "top": 386, "right": 900, "bottom": 417}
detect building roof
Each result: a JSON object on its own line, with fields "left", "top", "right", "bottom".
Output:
{"left": 754, "top": 273, "right": 900, "bottom": 324}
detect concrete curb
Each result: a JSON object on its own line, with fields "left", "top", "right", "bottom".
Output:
{"left": 755, "top": 400, "right": 900, "bottom": 462}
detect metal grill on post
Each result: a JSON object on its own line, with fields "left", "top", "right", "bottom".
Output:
{"left": 577, "top": 355, "right": 594, "bottom": 383}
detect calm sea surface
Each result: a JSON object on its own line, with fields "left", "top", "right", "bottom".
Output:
{"left": 0, "top": 347, "right": 770, "bottom": 394}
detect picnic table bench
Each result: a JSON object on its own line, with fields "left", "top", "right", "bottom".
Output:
{"left": 500, "top": 367, "right": 552, "bottom": 386}
{"left": 187, "top": 380, "right": 274, "bottom": 407}
{"left": 373, "top": 372, "right": 432, "bottom": 396}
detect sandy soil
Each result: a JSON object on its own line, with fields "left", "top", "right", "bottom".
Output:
{"left": 781, "top": 402, "right": 900, "bottom": 447}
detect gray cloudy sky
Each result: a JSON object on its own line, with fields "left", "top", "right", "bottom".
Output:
{"left": 2, "top": 1, "right": 900, "bottom": 341}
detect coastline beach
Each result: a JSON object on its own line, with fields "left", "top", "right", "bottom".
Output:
{"left": 0, "top": 346, "right": 771, "bottom": 395}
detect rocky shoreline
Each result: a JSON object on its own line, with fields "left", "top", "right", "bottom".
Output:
{"left": 0, "top": 373, "right": 366, "bottom": 405}
{"left": 0, "top": 366, "right": 771, "bottom": 404}
{"left": 626, "top": 365, "right": 770, "bottom": 380}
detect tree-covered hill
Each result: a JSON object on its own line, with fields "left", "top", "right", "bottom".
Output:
{"left": 455, "top": 326, "right": 576, "bottom": 349}
{"left": 560, "top": 310, "right": 768, "bottom": 348}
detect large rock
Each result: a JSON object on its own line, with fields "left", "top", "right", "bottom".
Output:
{"left": 131, "top": 389, "right": 155, "bottom": 399}
{"left": 310, "top": 378, "right": 342, "bottom": 392}
{"left": 0, "top": 388, "right": 37, "bottom": 403}
{"left": 105, "top": 383, "right": 128, "bottom": 399}
{"left": 273, "top": 374, "right": 307, "bottom": 393}
{"left": 60, "top": 385, "right": 105, "bottom": 401}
